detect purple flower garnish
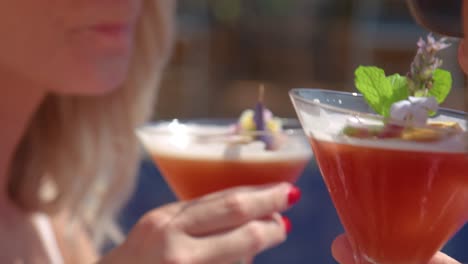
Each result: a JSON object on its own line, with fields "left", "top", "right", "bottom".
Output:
{"left": 408, "top": 34, "right": 451, "bottom": 95}
{"left": 253, "top": 85, "right": 274, "bottom": 150}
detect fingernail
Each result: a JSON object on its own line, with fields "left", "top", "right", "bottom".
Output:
{"left": 282, "top": 216, "right": 292, "bottom": 233}
{"left": 287, "top": 186, "right": 301, "bottom": 206}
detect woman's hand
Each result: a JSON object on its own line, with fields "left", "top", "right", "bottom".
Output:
{"left": 331, "top": 234, "right": 460, "bottom": 264}
{"left": 100, "top": 183, "right": 299, "bottom": 264}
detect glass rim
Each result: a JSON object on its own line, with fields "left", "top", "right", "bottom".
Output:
{"left": 136, "top": 117, "right": 306, "bottom": 138}
{"left": 289, "top": 88, "right": 467, "bottom": 118}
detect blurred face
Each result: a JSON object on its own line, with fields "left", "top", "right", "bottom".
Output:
{"left": 0, "top": 0, "right": 143, "bottom": 95}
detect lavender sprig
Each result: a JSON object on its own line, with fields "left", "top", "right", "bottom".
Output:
{"left": 253, "top": 85, "right": 275, "bottom": 150}
{"left": 253, "top": 85, "right": 265, "bottom": 132}
{"left": 407, "top": 34, "right": 451, "bottom": 96}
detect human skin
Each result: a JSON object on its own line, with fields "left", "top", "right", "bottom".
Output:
{"left": 331, "top": 234, "right": 460, "bottom": 264}
{"left": 0, "top": 1, "right": 296, "bottom": 263}
{"left": 0, "top": 0, "right": 140, "bottom": 96}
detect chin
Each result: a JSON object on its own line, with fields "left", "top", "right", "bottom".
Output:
{"left": 82, "top": 69, "right": 129, "bottom": 96}
{"left": 55, "top": 56, "right": 132, "bottom": 96}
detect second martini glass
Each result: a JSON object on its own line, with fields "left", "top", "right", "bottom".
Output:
{"left": 137, "top": 118, "right": 312, "bottom": 200}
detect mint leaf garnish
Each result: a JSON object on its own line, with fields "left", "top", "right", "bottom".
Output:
{"left": 354, "top": 35, "right": 453, "bottom": 118}
{"left": 355, "top": 66, "right": 409, "bottom": 117}
{"left": 429, "top": 69, "right": 452, "bottom": 104}
{"left": 355, "top": 66, "right": 392, "bottom": 116}
{"left": 387, "top": 73, "right": 409, "bottom": 104}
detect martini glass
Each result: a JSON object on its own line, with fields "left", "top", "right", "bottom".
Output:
{"left": 290, "top": 88, "right": 468, "bottom": 264}
{"left": 136, "top": 118, "right": 312, "bottom": 200}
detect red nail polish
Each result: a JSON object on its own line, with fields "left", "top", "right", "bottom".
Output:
{"left": 282, "top": 216, "right": 292, "bottom": 233}
{"left": 287, "top": 186, "right": 301, "bottom": 206}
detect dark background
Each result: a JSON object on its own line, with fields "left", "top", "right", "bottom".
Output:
{"left": 119, "top": 1, "right": 467, "bottom": 263}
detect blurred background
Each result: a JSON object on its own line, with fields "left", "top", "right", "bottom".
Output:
{"left": 119, "top": 0, "right": 468, "bottom": 263}
{"left": 154, "top": 0, "right": 465, "bottom": 119}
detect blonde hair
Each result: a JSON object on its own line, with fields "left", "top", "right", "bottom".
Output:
{"left": 8, "top": 0, "right": 175, "bottom": 247}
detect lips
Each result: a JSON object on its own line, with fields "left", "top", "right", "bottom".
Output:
{"left": 90, "top": 23, "right": 133, "bottom": 39}
{"left": 65, "top": 14, "right": 141, "bottom": 68}
{"left": 73, "top": 21, "right": 136, "bottom": 53}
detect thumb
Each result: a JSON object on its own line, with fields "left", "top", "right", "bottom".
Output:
{"left": 428, "top": 252, "right": 461, "bottom": 264}
{"left": 331, "top": 234, "right": 460, "bottom": 264}
{"left": 331, "top": 234, "right": 354, "bottom": 264}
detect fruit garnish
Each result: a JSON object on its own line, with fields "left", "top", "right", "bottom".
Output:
{"left": 342, "top": 125, "right": 385, "bottom": 139}
{"left": 237, "top": 109, "right": 283, "bottom": 135}
{"left": 343, "top": 34, "right": 463, "bottom": 141}
{"left": 397, "top": 122, "right": 462, "bottom": 142}
{"left": 238, "top": 109, "right": 256, "bottom": 131}
{"left": 342, "top": 118, "right": 403, "bottom": 139}
{"left": 401, "top": 127, "right": 446, "bottom": 142}
{"left": 236, "top": 85, "right": 283, "bottom": 150}
{"left": 428, "top": 121, "right": 463, "bottom": 132}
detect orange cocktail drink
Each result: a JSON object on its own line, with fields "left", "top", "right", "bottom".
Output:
{"left": 137, "top": 119, "right": 312, "bottom": 200}
{"left": 151, "top": 150, "right": 308, "bottom": 200}
{"left": 291, "top": 88, "right": 468, "bottom": 264}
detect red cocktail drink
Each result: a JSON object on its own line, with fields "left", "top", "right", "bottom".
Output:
{"left": 291, "top": 88, "right": 468, "bottom": 264}
{"left": 311, "top": 138, "right": 468, "bottom": 264}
